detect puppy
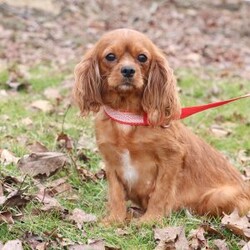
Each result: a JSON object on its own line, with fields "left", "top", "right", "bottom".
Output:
{"left": 73, "top": 29, "right": 250, "bottom": 223}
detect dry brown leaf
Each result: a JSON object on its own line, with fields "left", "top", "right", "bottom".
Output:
{"left": 69, "top": 239, "right": 105, "bottom": 250}
{"left": 154, "top": 226, "right": 189, "bottom": 250}
{"left": 3, "top": 190, "right": 31, "bottom": 208}
{"left": 35, "top": 185, "right": 63, "bottom": 212}
{"left": 77, "top": 134, "right": 98, "bottom": 152}
{"left": 2, "top": 239, "right": 23, "bottom": 250}
{"left": 44, "top": 87, "right": 61, "bottom": 101}
{"left": 0, "top": 211, "right": 14, "bottom": 224}
{"left": 68, "top": 208, "right": 97, "bottom": 229}
{"left": 31, "top": 100, "right": 53, "bottom": 113}
{"left": 77, "top": 167, "right": 97, "bottom": 182}
{"left": 210, "top": 124, "right": 232, "bottom": 138}
{"left": 0, "top": 196, "right": 6, "bottom": 206}
{"left": 242, "top": 241, "right": 250, "bottom": 250}
{"left": 221, "top": 209, "right": 250, "bottom": 239}
{"left": 115, "top": 228, "right": 129, "bottom": 236}
{"left": 189, "top": 227, "right": 208, "bottom": 249}
{"left": 186, "top": 52, "right": 201, "bottom": 62}
{"left": 238, "top": 150, "right": 250, "bottom": 165}
{"left": 4, "top": 0, "right": 60, "bottom": 13}
{"left": 213, "top": 239, "right": 229, "bottom": 250}
{"left": 47, "top": 177, "right": 72, "bottom": 196}
{"left": 0, "top": 90, "right": 9, "bottom": 98}
{"left": 0, "top": 114, "right": 10, "bottom": 122}
{"left": 27, "top": 141, "right": 49, "bottom": 153}
{"left": 0, "top": 149, "right": 19, "bottom": 165}
{"left": 21, "top": 117, "right": 33, "bottom": 126}
{"left": 23, "top": 232, "right": 44, "bottom": 250}
{"left": 200, "top": 223, "right": 225, "bottom": 240}
{"left": 56, "top": 132, "right": 74, "bottom": 151}
{"left": 35, "top": 242, "right": 47, "bottom": 250}
{"left": 18, "top": 152, "right": 67, "bottom": 178}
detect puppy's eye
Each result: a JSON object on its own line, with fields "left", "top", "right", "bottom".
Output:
{"left": 137, "top": 54, "right": 148, "bottom": 63}
{"left": 105, "top": 53, "right": 116, "bottom": 62}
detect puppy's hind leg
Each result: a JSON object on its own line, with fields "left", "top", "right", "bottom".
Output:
{"left": 196, "top": 185, "right": 250, "bottom": 216}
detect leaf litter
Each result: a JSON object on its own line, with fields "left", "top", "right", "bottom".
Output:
{"left": 188, "top": 226, "right": 209, "bottom": 249}
{"left": 1, "top": 239, "right": 23, "bottom": 250}
{"left": 17, "top": 152, "right": 68, "bottom": 178}
{"left": 221, "top": 209, "right": 250, "bottom": 239}
{"left": 154, "top": 226, "right": 189, "bottom": 250}
{"left": 67, "top": 208, "right": 97, "bottom": 229}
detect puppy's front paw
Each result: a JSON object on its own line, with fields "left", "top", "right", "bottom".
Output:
{"left": 101, "top": 215, "right": 126, "bottom": 226}
{"left": 137, "top": 214, "right": 163, "bottom": 225}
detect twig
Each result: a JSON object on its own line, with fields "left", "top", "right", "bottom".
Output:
{"left": 61, "top": 103, "right": 71, "bottom": 133}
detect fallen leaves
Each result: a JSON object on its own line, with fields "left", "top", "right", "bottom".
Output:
{"left": 210, "top": 124, "right": 232, "bottom": 138}
{"left": 46, "top": 177, "right": 72, "bottom": 197}
{"left": 189, "top": 227, "right": 209, "bottom": 249}
{"left": 35, "top": 185, "right": 63, "bottom": 212}
{"left": 0, "top": 175, "right": 32, "bottom": 211}
{"left": 221, "top": 209, "right": 250, "bottom": 239}
{"left": 68, "top": 208, "right": 97, "bottom": 229}
{"left": 69, "top": 239, "right": 105, "bottom": 250}
{"left": 31, "top": 100, "right": 54, "bottom": 113}
{"left": 1, "top": 240, "right": 23, "bottom": 250}
{"left": 213, "top": 239, "right": 229, "bottom": 250}
{"left": 154, "top": 226, "right": 189, "bottom": 250}
{"left": 18, "top": 152, "right": 68, "bottom": 178}
{"left": 152, "top": 216, "right": 250, "bottom": 250}
{"left": 0, "top": 211, "right": 14, "bottom": 224}
{"left": 43, "top": 87, "right": 62, "bottom": 101}
{"left": 26, "top": 141, "right": 49, "bottom": 153}
{"left": 22, "top": 232, "right": 46, "bottom": 250}
{"left": 0, "top": 149, "right": 19, "bottom": 165}
{"left": 2, "top": 189, "right": 31, "bottom": 209}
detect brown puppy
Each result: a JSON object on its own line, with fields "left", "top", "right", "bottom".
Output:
{"left": 73, "top": 29, "right": 250, "bottom": 223}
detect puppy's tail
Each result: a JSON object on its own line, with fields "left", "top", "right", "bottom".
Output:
{"left": 196, "top": 185, "right": 250, "bottom": 216}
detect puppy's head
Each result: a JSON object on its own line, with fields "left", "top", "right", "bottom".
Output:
{"left": 74, "top": 29, "right": 181, "bottom": 125}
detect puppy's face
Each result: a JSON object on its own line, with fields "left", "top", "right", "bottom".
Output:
{"left": 96, "top": 30, "right": 153, "bottom": 94}
{"left": 74, "top": 29, "right": 181, "bottom": 125}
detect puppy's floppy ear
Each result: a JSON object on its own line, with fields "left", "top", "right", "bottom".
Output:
{"left": 73, "top": 47, "right": 103, "bottom": 115}
{"left": 142, "top": 51, "right": 181, "bottom": 126}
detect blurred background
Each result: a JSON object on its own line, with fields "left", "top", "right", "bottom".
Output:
{"left": 1, "top": 0, "right": 250, "bottom": 79}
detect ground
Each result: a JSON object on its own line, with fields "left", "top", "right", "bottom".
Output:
{"left": 0, "top": 0, "right": 250, "bottom": 249}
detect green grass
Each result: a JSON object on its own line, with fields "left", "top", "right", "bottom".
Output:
{"left": 0, "top": 67, "right": 250, "bottom": 249}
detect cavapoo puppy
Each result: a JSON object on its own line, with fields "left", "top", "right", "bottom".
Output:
{"left": 73, "top": 28, "right": 250, "bottom": 223}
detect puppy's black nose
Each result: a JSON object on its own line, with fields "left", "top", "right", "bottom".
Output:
{"left": 121, "top": 66, "right": 135, "bottom": 78}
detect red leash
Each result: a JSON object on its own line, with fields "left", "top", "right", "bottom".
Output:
{"left": 180, "top": 93, "right": 250, "bottom": 119}
{"left": 104, "top": 93, "right": 250, "bottom": 126}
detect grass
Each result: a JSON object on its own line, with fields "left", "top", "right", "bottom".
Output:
{"left": 0, "top": 66, "right": 250, "bottom": 249}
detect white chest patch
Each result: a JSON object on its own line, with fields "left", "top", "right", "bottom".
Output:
{"left": 121, "top": 150, "right": 138, "bottom": 187}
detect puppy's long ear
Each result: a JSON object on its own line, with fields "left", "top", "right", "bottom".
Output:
{"left": 73, "top": 48, "right": 103, "bottom": 115}
{"left": 142, "top": 51, "right": 181, "bottom": 126}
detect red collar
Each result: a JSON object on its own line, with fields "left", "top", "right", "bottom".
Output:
{"left": 104, "top": 93, "right": 250, "bottom": 126}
